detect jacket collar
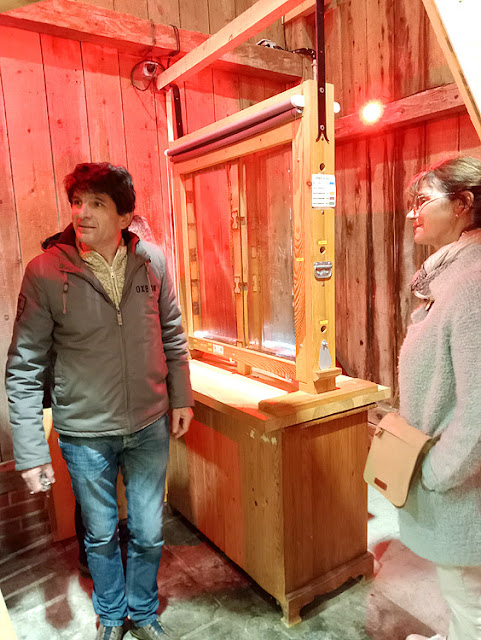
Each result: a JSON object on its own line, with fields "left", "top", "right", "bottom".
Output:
{"left": 49, "top": 223, "right": 142, "bottom": 269}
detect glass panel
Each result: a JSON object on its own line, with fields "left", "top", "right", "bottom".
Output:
{"left": 243, "top": 144, "right": 295, "bottom": 360}
{"left": 190, "top": 164, "right": 237, "bottom": 344}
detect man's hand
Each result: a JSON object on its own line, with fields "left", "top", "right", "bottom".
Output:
{"left": 21, "top": 463, "right": 55, "bottom": 494}
{"left": 171, "top": 407, "right": 193, "bottom": 439}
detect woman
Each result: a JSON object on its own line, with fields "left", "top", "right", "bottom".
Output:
{"left": 399, "top": 156, "right": 481, "bottom": 640}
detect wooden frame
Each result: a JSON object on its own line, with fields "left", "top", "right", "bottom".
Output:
{"left": 170, "top": 80, "right": 340, "bottom": 394}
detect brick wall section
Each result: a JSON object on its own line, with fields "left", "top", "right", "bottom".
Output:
{"left": 0, "top": 464, "right": 51, "bottom": 560}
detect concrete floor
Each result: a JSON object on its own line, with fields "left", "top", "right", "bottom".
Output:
{"left": 1, "top": 488, "right": 450, "bottom": 640}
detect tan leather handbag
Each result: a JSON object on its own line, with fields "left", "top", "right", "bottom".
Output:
{"left": 363, "top": 412, "right": 435, "bottom": 508}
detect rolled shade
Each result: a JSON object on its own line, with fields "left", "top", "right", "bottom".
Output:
{"left": 166, "top": 95, "right": 304, "bottom": 163}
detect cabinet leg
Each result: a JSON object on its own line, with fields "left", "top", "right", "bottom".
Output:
{"left": 280, "top": 601, "right": 302, "bottom": 627}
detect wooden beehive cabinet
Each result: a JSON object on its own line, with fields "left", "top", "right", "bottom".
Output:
{"left": 170, "top": 80, "right": 340, "bottom": 394}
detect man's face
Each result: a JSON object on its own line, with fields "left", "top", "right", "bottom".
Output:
{"left": 71, "top": 191, "right": 130, "bottom": 252}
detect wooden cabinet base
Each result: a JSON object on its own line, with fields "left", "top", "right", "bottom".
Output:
{"left": 167, "top": 361, "right": 389, "bottom": 625}
{"left": 281, "top": 551, "right": 374, "bottom": 626}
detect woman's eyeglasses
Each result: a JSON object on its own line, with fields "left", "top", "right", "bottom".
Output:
{"left": 406, "top": 192, "right": 456, "bottom": 219}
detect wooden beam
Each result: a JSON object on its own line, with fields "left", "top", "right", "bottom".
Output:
{"left": 0, "top": 0, "right": 41, "bottom": 12}
{"left": 422, "top": 0, "right": 481, "bottom": 142}
{"left": 0, "top": 0, "right": 304, "bottom": 81}
{"left": 156, "top": 0, "right": 304, "bottom": 90}
{"left": 335, "top": 83, "right": 465, "bottom": 142}
{"left": 284, "top": 0, "right": 315, "bottom": 23}
{"left": 284, "top": 0, "right": 337, "bottom": 24}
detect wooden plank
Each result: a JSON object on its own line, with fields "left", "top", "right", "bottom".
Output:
{"left": 282, "top": 411, "right": 368, "bottom": 592}
{"left": 284, "top": 0, "right": 315, "bottom": 22}
{"left": 208, "top": 0, "right": 236, "bottom": 34}
{"left": 82, "top": 42, "right": 127, "bottom": 164}
{"left": 298, "top": 82, "right": 337, "bottom": 393}
{"left": 0, "top": 64, "right": 22, "bottom": 463}
{"left": 459, "top": 113, "right": 481, "bottom": 159}
{"left": 147, "top": 0, "right": 180, "bottom": 25}
{"left": 392, "top": 123, "right": 427, "bottom": 391}
{"left": 425, "top": 6, "right": 453, "bottom": 89}
{"left": 179, "top": 0, "right": 209, "bottom": 33}
{"left": 118, "top": 52, "right": 162, "bottom": 237}
{"left": 292, "top": 116, "right": 307, "bottom": 384}
{"left": 425, "top": 115, "right": 460, "bottom": 166}
{"left": 0, "top": 0, "right": 304, "bottom": 80}
{"left": 335, "top": 83, "right": 465, "bottom": 142}
{"left": 338, "top": 0, "right": 367, "bottom": 114}
{"left": 41, "top": 34, "right": 91, "bottom": 229}
{"left": 366, "top": 0, "right": 394, "bottom": 105}
{"left": 395, "top": 0, "right": 427, "bottom": 99}
{"left": 78, "top": 0, "right": 114, "bottom": 9}
{"left": 183, "top": 67, "right": 215, "bottom": 134}
{"left": 190, "top": 337, "right": 296, "bottom": 381}
{"left": 367, "top": 131, "right": 397, "bottom": 389}
{"left": 335, "top": 138, "right": 369, "bottom": 380}
{"left": 241, "top": 416, "right": 285, "bottom": 598}
{"left": 43, "top": 409, "right": 76, "bottom": 540}
{"left": 259, "top": 376, "right": 378, "bottom": 416}
{"left": 0, "top": 0, "right": 41, "bottom": 10}
{"left": 156, "top": 0, "right": 304, "bottom": 90}
{"left": 324, "top": 1, "right": 342, "bottom": 113}
{"left": 238, "top": 72, "right": 267, "bottom": 110}
{"left": 236, "top": 0, "right": 285, "bottom": 48}
{"left": 212, "top": 69, "right": 241, "bottom": 120}
{"left": 113, "top": 0, "right": 148, "bottom": 19}
{"left": 228, "top": 162, "right": 245, "bottom": 347}
{"left": 422, "top": 0, "right": 481, "bottom": 142}
{"left": 0, "top": 26, "right": 59, "bottom": 266}
{"left": 153, "top": 90, "right": 176, "bottom": 273}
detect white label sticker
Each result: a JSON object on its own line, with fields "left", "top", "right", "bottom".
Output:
{"left": 213, "top": 344, "right": 224, "bottom": 355}
{"left": 312, "top": 173, "right": 336, "bottom": 209}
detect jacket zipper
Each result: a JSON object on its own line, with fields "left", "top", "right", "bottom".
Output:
{"left": 117, "top": 259, "right": 148, "bottom": 426}
{"left": 60, "top": 259, "right": 147, "bottom": 426}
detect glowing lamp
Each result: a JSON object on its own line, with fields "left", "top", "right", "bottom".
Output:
{"left": 360, "top": 101, "right": 384, "bottom": 125}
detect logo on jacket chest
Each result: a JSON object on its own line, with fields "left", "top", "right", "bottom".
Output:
{"left": 136, "top": 284, "right": 157, "bottom": 294}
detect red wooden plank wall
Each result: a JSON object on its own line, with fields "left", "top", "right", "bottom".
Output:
{"left": 330, "top": 0, "right": 481, "bottom": 394}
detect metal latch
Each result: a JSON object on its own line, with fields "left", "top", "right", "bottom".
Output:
{"left": 314, "top": 261, "right": 332, "bottom": 280}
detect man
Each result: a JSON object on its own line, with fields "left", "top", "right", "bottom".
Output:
{"left": 6, "top": 163, "right": 193, "bottom": 640}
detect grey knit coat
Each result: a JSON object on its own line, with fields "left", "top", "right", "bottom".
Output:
{"left": 398, "top": 244, "right": 481, "bottom": 567}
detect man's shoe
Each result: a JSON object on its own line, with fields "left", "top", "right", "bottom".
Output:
{"left": 406, "top": 635, "right": 446, "bottom": 640}
{"left": 131, "top": 616, "right": 166, "bottom": 639}
{"left": 95, "top": 624, "right": 125, "bottom": 640}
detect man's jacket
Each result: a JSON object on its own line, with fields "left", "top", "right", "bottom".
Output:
{"left": 6, "top": 224, "right": 193, "bottom": 471}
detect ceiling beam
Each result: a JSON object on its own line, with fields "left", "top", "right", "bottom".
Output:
{"left": 156, "top": 0, "right": 304, "bottom": 90}
{"left": 335, "top": 83, "right": 465, "bottom": 142}
{"left": 422, "top": 0, "right": 481, "bottom": 142}
{"left": 0, "top": 0, "right": 304, "bottom": 81}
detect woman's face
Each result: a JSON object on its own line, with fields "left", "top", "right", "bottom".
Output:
{"left": 407, "top": 183, "right": 461, "bottom": 250}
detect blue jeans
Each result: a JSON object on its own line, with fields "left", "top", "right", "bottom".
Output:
{"left": 59, "top": 416, "right": 170, "bottom": 627}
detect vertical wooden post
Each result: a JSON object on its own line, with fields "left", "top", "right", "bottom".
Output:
{"left": 297, "top": 80, "right": 339, "bottom": 394}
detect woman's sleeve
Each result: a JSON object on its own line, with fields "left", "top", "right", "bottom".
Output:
{"left": 422, "top": 283, "right": 481, "bottom": 492}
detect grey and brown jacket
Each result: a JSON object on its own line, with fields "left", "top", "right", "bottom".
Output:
{"left": 6, "top": 224, "right": 193, "bottom": 471}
